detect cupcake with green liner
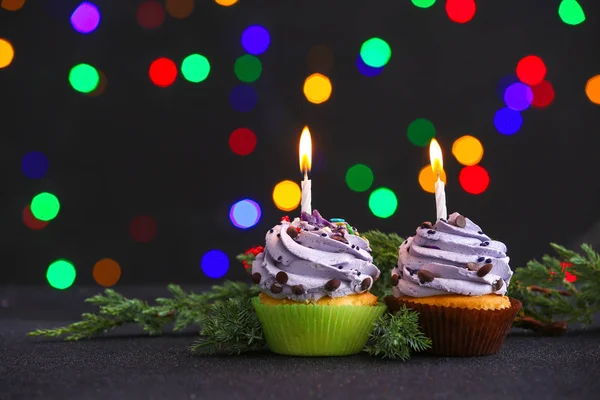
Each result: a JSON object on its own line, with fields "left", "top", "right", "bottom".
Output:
{"left": 250, "top": 210, "right": 385, "bottom": 356}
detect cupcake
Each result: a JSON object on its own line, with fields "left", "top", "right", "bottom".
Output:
{"left": 385, "top": 212, "right": 521, "bottom": 356}
{"left": 251, "top": 209, "right": 385, "bottom": 356}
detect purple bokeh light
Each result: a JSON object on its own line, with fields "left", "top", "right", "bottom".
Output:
{"left": 71, "top": 2, "right": 101, "bottom": 34}
{"left": 356, "top": 55, "right": 383, "bottom": 77}
{"left": 504, "top": 82, "right": 533, "bottom": 111}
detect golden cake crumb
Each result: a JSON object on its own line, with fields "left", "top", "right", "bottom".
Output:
{"left": 259, "top": 291, "right": 379, "bottom": 306}
{"left": 397, "top": 294, "right": 511, "bottom": 310}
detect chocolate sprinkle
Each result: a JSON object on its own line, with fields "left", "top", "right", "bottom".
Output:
{"left": 478, "top": 230, "right": 483, "bottom": 234}
{"left": 477, "top": 257, "right": 485, "bottom": 262}
{"left": 455, "top": 215, "right": 466, "bottom": 228}
{"left": 417, "top": 270, "right": 435, "bottom": 283}
{"left": 427, "top": 230, "right": 436, "bottom": 235}
{"left": 251, "top": 273, "right": 261, "bottom": 284}
{"left": 292, "top": 285, "right": 305, "bottom": 295}
{"left": 391, "top": 274, "right": 399, "bottom": 286}
{"left": 276, "top": 271, "right": 288, "bottom": 284}
{"left": 477, "top": 264, "right": 493, "bottom": 277}
{"left": 492, "top": 280, "right": 503, "bottom": 291}
{"left": 325, "top": 279, "right": 341, "bottom": 291}
{"left": 338, "top": 266, "right": 343, "bottom": 269}
{"left": 277, "top": 256, "right": 282, "bottom": 261}
{"left": 357, "top": 271, "right": 361, "bottom": 276}
{"left": 286, "top": 226, "right": 299, "bottom": 238}
{"left": 269, "top": 229, "right": 274, "bottom": 233}
{"left": 360, "top": 277, "right": 372, "bottom": 291}
{"left": 485, "top": 258, "right": 492, "bottom": 264}
{"left": 321, "top": 233, "right": 327, "bottom": 237}
{"left": 420, "top": 221, "right": 433, "bottom": 229}
{"left": 277, "top": 233, "right": 281, "bottom": 238}
{"left": 466, "top": 262, "right": 479, "bottom": 271}
{"left": 270, "top": 283, "right": 283, "bottom": 294}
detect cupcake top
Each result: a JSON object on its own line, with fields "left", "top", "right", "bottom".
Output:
{"left": 392, "top": 212, "right": 512, "bottom": 298}
{"left": 251, "top": 210, "right": 380, "bottom": 302}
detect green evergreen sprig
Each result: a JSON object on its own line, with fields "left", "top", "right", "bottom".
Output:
{"left": 361, "top": 230, "right": 404, "bottom": 299}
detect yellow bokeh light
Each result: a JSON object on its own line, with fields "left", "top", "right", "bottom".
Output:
{"left": 419, "top": 165, "right": 447, "bottom": 194}
{"left": 1, "top": 0, "right": 26, "bottom": 12}
{"left": 452, "top": 135, "right": 484, "bottom": 166}
{"left": 303, "top": 73, "right": 332, "bottom": 104}
{"left": 273, "top": 180, "right": 301, "bottom": 211}
{"left": 215, "top": 0, "right": 238, "bottom": 6}
{"left": 165, "top": 0, "right": 194, "bottom": 18}
{"left": 585, "top": 75, "right": 600, "bottom": 105}
{"left": 0, "top": 39, "right": 15, "bottom": 69}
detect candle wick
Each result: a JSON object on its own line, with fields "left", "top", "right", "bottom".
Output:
{"left": 304, "top": 171, "right": 308, "bottom": 180}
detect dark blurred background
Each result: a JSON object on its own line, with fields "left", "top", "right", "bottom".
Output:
{"left": 1, "top": 0, "right": 599, "bottom": 290}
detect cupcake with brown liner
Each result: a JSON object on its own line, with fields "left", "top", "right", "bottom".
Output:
{"left": 385, "top": 212, "right": 521, "bottom": 356}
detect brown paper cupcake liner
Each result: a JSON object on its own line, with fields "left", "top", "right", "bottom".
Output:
{"left": 385, "top": 296, "right": 522, "bottom": 357}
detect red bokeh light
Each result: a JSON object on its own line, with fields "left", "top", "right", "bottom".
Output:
{"left": 445, "top": 0, "right": 476, "bottom": 24}
{"left": 459, "top": 165, "right": 490, "bottom": 195}
{"left": 137, "top": 1, "right": 165, "bottom": 29}
{"left": 516, "top": 55, "right": 546, "bottom": 86}
{"left": 530, "top": 80, "right": 555, "bottom": 109}
{"left": 129, "top": 215, "right": 158, "bottom": 243}
{"left": 229, "top": 128, "right": 257, "bottom": 156}
{"left": 23, "top": 205, "right": 48, "bottom": 230}
{"left": 149, "top": 58, "right": 177, "bottom": 87}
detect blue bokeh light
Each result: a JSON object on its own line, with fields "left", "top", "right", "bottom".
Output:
{"left": 230, "top": 199, "right": 261, "bottom": 229}
{"left": 201, "top": 250, "right": 229, "bottom": 279}
{"left": 230, "top": 84, "right": 258, "bottom": 112}
{"left": 70, "top": 2, "right": 101, "bottom": 34}
{"left": 504, "top": 82, "right": 533, "bottom": 111}
{"left": 22, "top": 151, "right": 49, "bottom": 179}
{"left": 241, "top": 25, "right": 270, "bottom": 55}
{"left": 356, "top": 55, "right": 384, "bottom": 77}
{"left": 494, "top": 108, "right": 523, "bottom": 135}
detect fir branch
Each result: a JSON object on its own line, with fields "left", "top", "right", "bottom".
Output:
{"left": 364, "top": 307, "right": 431, "bottom": 360}
{"left": 362, "top": 230, "right": 404, "bottom": 299}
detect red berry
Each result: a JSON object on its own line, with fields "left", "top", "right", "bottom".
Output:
{"left": 256, "top": 246, "right": 264, "bottom": 253}
{"left": 281, "top": 216, "right": 290, "bottom": 222}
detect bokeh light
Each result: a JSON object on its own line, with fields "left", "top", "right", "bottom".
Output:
{"left": 459, "top": 165, "right": 490, "bottom": 195}
{"left": 230, "top": 84, "right": 258, "bottom": 112}
{"left": 93, "top": 258, "right": 121, "bottom": 287}
{"left": 446, "top": 0, "right": 476, "bottom": 23}
{"left": 307, "top": 45, "right": 334, "bottom": 73}
{"left": 149, "top": 57, "right": 177, "bottom": 87}
{"left": 201, "top": 250, "right": 229, "bottom": 279}
{"left": 346, "top": 164, "right": 374, "bottom": 192}
{"left": 368, "top": 187, "right": 398, "bottom": 219}
{"left": 88, "top": 70, "right": 107, "bottom": 97}
{"left": 23, "top": 205, "right": 48, "bottom": 231}
{"left": 531, "top": 80, "right": 555, "bottom": 108}
{"left": 418, "top": 165, "right": 447, "bottom": 194}
{"left": 407, "top": 118, "right": 436, "bottom": 147}
{"left": 360, "top": 38, "right": 391, "bottom": 68}
{"left": 31, "top": 192, "right": 60, "bottom": 221}
{"left": 356, "top": 55, "right": 384, "bottom": 77}
{"left": 47, "top": 260, "right": 76, "bottom": 290}
{"left": 558, "top": 0, "right": 585, "bottom": 26}
{"left": 494, "top": 108, "right": 522, "bottom": 135}
{"left": 181, "top": 54, "right": 210, "bottom": 83}
{"left": 1, "top": 0, "right": 26, "bottom": 12}
{"left": 412, "top": 0, "right": 436, "bottom": 8}
{"left": 273, "top": 180, "right": 301, "bottom": 211}
{"left": 516, "top": 55, "right": 546, "bottom": 86}
{"left": 129, "top": 215, "right": 158, "bottom": 243}
{"left": 234, "top": 54, "right": 262, "bottom": 83}
{"left": 229, "top": 127, "right": 257, "bottom": 156}
{"left": 452, "top": 135, "right": 484, "bottom": 166}
{"left": 504, "top": 82, "right": 533, "bottom": 111}
{"left": 69, "top": 63, "right": 99, "bottom": 93}
{"left": 585, "top": 75, "right": 600, "bottom": 105}
{"left": 70, "top": 2, "right": 100, "bottom": 34}
{"left": 215, "top": 0, "right": 238, "bottom": 6}
{"left": 230, "top": 199, "right": 262, "bottom": 229}
{"left": 497, "top": 75, "right": 519, "bottom": 100}
{"left": 0, "top": 38, "right": 14, "bottom": 68}
{"left": 22, "top": 151, "right": 49, "bottom": 179}
{"left": 303, "top": 73, "right": 332, "bottom": 104}
{"left": 241, "top": 25, "right": 270, "bottom": 55}
{"left": 137, "top": 1, "right": 165, "bottom": 29}
{"left": 165, "top": 0, "right": 194, "bottom": 18}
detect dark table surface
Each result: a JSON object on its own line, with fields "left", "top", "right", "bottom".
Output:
{"left": 1, "top": 285, "right": 599, "bottom": 400}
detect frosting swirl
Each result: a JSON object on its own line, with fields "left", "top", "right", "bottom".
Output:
{"left": 392, "top": 212, "right": 512, "bottom": 298}
{"left": 251, "top": 210, "right": 380, "bottom": 301}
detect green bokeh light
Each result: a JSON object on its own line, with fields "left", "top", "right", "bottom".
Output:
{"left": 360, "top": 38, "right": 391, "bottom": 68}
{"left": 31, "top": 192, "right": 60, "bottom": 221}
{"left": 346, "top": 164, "right": 374, "bottom": 192}
{"left": 181, "top": 54, "right": 211, "bottom": 83}
{"left": 368, "top": 187, "right": 398, "bottom": 219}
{"left": 407, "top": 118, "right": 436, "bottom": 147}
{"left": 234, "top": 54, "right": 262, "bottom": 83}
{"left": 412, "top": 0, "right": 436, "bottom": 8}
{"left": 558, "top": 0, "right": 585, "bottom": 26}
{"left": 47, "top": 259, "right": 76, "bottom": 290}
{"left": 69, "top": 64, "right": 99, "bottom": 93}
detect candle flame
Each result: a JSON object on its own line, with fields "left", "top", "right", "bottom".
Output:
{"left": 299, "top": 126, "right": 312, "bottom": 174}
{"left": 429, "top": 138, "right": 443, "bottom": 176}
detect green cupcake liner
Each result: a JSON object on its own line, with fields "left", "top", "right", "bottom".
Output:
{"left": 252, "top": 297, "right": 386, "bottom": 356}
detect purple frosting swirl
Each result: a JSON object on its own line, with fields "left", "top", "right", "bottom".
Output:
{"left": 392, "top": 212, "right": 513, "bottom": 298}
{"left": 251, "top": 210, "right": 380, "bottom": 301}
